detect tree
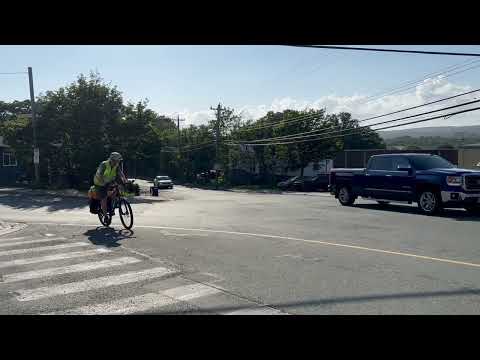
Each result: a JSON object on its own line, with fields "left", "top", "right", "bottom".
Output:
{"left": 229, "top": 110, "right": 385, "bottom": 181}
{"left": 2, "top": 71, "right": 171, "bottom": 187}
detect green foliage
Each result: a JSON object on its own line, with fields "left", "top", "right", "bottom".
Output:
{"left": 1, "top": 72, "right": 385, "bottom": 188}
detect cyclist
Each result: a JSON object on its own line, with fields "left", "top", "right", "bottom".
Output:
{"left": 93, "top": 152, "right": 127, "bottom": 216}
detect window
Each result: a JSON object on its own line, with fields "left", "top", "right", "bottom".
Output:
{"left": 391, "top": 157, "right": 410, "bottom": 171}
{"left": 369, "top": 157, "right": 392, "bottom": 171}
{"left": 409, "top": 155, "right": 455, "bottom": 170}
{"left": 3, "top": 152, "right": 17, "bottom": 167}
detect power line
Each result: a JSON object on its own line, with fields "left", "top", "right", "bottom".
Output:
{"left": 236, "top": 90, "right": 480, "bottom": 143}
{"left": 0, "top": 72, "right": 27, "bottom": 75}
{"left": 160, "top": 143, "right": 215, "bottom": 153}
{"left": 359, "top": 58, "right": 480, "bottom": 104}
{"left": 238, "top": 98, "right": 480, "bottom": 144}
{"left": 236, "top": 61, "right": 480, "bottom": 134}
{"left": 252, "top": 100, "right": 480, "bottom": 142}
{"left": 236, "top": 111, "right": 325, "bottom": 133}
{"left": 227, "top": 105, "right": 480, "bottom": 146}
{"left": 244, "top": 98, "right": 480, "bottom": 143}
{"left": 360, "top": 62, "right": 480, "bottom": 105}
{"left": 237, "top": 57, "right": 480, "bottom": 133}
{"left": 287, "top": 45, "right": 480, "bottom": 57}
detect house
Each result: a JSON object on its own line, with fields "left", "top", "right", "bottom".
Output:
{"left": 0, "top": 136, "right": 21, "bottom": 185}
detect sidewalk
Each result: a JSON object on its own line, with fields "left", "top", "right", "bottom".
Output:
{"left": 0, "top": 187, "right": 86, "bottom": 198}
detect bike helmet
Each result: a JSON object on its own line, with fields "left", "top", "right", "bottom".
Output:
{"left": 109, "top": 152, "right": 123, "bottom": 161}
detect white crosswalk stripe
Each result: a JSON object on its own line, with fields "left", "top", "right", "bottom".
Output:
{"left": 223, "top": 307, "right": 286, "bottom": 315}
{"left": 0, "top": 242, "right": 90, "bottom": 257}
{"left": 162, "top": 283, "right": 222, "bottom": 301}
{"left": 44, "top": 283, "right": 222, "bottom": 315}
{"left": 0, "top": 237, "right": 66, "bottom": 248}
{"left": 15, "top": 266, "right": 177, "bottom": 301}
{"left": 2, "top": 256, "right": 141, "bottom": 283}
{"left": 0, "top": 235, "right": 286, "bottom": 314}
{"left": 0, "top": 236, "right": 27, "bottom": 242}
{"left": 0, "top": 248, "right": 111, "bottom": 268}
{"left": 45, "top": 292, "right": 179, "bottom": 315}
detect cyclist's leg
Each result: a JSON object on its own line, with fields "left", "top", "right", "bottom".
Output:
{"left": 98, "top": 186, "right": 108, "bottom": 215}
{"left": 107, "top": 196, "right": 115, "bottom": 216}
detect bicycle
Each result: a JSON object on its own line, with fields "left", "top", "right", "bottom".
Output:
{"left": 96, "top": 182, "right": 134, "bottom": 230}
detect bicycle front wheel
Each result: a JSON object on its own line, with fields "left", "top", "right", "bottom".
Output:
{"left": 119, "top": 198, "right": 134, "bottom": 229}
{"left": 98, "top": 212, "right": 112, "bottom": 227}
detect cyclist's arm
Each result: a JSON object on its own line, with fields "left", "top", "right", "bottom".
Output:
{"left": 116, "top": 168, "right": 127, "bottom": 185}
{"left": 95, "top": 163, "right": 107, "bottom": 185}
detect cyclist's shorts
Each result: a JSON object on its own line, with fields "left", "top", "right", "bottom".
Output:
{"left": 97, "top": 186, "right": 108, "bottom": 199}
{"left": 88, "top": 185, "right": 106, "bottom": 200}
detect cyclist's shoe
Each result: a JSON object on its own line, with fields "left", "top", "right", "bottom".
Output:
{"left": 109, "top": 210, "right": 115, "bottom": 216}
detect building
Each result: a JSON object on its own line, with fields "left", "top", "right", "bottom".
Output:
{"left": 458, "top": 143, "right": 480, "bottom": 170}
{"left": 0, "top": 136, "right": 21, "bottom": 185}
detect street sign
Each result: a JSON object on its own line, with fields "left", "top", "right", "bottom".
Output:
{"left": 34, "top": 148, "right": 39, "bottom": 164}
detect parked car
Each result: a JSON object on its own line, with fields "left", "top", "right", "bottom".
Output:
{"left": 293, "top": 174, "right": 330, "bottom": 191}
{"left": 329, "top": 153, "right": 480, "bottom": 215}
{"left": 277, "top": 176, "right": 301, "bottom": 191}
{"left": 154, "top": 175, "right": 173, "bottom": 189}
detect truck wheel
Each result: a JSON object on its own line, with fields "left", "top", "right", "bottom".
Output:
{"left": 338, "top": 186, "right": 355, "bottom": 206}
{"left": 417, "top": 190, "right": 441, "bottom": 215}
{"left": 465, "top": 205, "right": 480, "bottom": 216}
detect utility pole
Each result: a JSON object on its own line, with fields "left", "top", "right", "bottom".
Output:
{"left": 28, "top": 67, "right": 39, "bottom": 185}
{"left": 176, "top": 114, "right": 185, "bottom": 181}
{"left": 176, "top": 114, "right": 185, "bottom": 151}
{"left": 210, "top": 104, "right": 222, "bottom": 190}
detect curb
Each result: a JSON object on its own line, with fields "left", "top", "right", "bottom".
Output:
{"left": 229, "top": 189, "right": 331, "bottom": 196}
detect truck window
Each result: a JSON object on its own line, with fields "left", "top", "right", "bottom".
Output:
{"left": 409, "top": 155, "right": 455, "bottom": 170}
{"left": 391, "top": 157, "right": 410, "bottom": 170}
{"left": 370, "top": 157, "right": 393, "bottom": 171}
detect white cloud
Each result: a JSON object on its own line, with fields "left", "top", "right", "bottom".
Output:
{"left": 174, "top": 77, "right": 479, "bottom": 130}
{"left": 165, "top": 109, "right": 213, "bottom": 127}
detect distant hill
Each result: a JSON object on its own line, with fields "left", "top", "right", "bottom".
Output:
{"left": 379, "top": 126, "right": 480, "bottom": 140}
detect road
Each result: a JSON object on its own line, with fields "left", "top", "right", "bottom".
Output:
{"left": 1, "top": 183, "right": 480, "bottom": 314}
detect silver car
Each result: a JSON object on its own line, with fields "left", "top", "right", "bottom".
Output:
{"left": 154, "top": 176, "right": 173, "bottom": 189}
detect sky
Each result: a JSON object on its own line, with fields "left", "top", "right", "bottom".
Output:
{"left": 1, "top": 45, "right": 480, "bottom": 131}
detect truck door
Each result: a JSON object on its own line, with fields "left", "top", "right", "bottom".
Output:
{"left": 365, "top": 156, "right": 392, "bottom": 199}
{"left": 384, "top": 156, "right": 415, "bottom": 201}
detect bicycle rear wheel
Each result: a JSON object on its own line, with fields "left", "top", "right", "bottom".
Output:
{"left": 119, "top": 198, "right": 134, "bottom": 229}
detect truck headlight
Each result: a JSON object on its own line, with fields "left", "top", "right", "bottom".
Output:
{"left": 446, "top": 176, "right": 462, "bottom": 186}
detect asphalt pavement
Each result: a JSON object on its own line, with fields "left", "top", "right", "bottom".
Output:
{"left": 1, "top": 184, "right": 480, "bottom": 314}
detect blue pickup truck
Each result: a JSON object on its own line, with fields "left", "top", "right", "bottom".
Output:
{"left": 329, "top": 153, "right": 480, "bottom": 215}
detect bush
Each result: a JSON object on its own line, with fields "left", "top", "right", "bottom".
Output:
{"left": 124, "top": 181, "right": 140, "bottom": 196}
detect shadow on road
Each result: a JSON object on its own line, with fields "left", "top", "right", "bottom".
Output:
{"left": 0, "top": 192, "right": 169, "bottom": 212}
{"left": 354, "top": 203, "right": 480, "bottom": 222}
{"left": 83, "top": 227, "right": 135, "bottom": 248}
{"left": 0, "top": 193, "right": 88, "bottom": 212}
{"left": 129, "top": 197, "right": 170, "bottom": 204}
{"left": 154, "top": 287, "right": 480, "bottom": 314}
